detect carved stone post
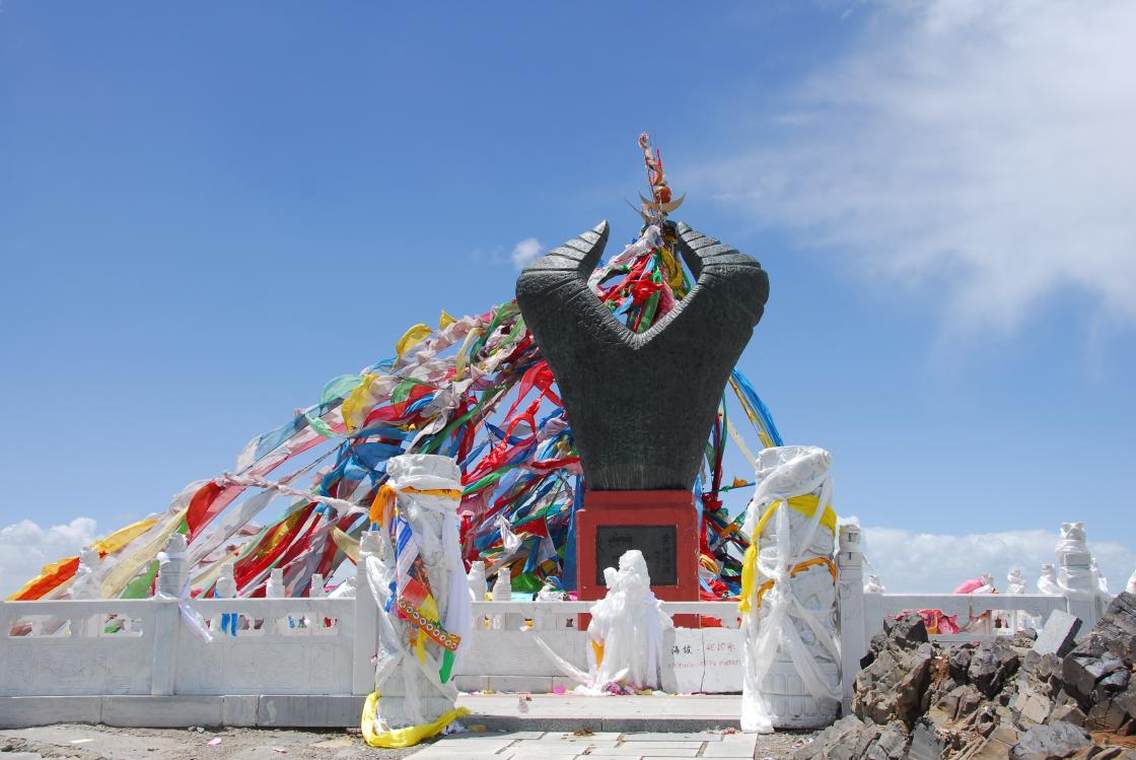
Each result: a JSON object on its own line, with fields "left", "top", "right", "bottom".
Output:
{"left": 151, "top": 533, "right": 188, "bottom": 696}
{"left": 156, "top": 533, "right": 189, "bottom": 598}
{"left": 1057, "top": 523, "right": 1098, "bottom": 632}
{"left": 836, "top": 523, "right": 866, "bottom": 715}
{"left": 72, "top": 546, "right": 103, "bottom": 637}
{"left": 216, "top": 562, "right": 238, "bottom": 637}
{"left": 310, "top": 572, "right": 327, "bottom": 598}
{"left": 352, "top": 531, "right": 381, "bottom": 696}
{"left": 266, "top": 568, "right": 285, "bottom": 598}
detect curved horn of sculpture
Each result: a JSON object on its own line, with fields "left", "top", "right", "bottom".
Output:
{"left": 516, "top": 222, "right": 768, "bottom": 491}
{"left": 514, "top": 220, "right": 610, "bottom": 325}
{"left": 673, "top": 222, "right": 769, "bottom": 326}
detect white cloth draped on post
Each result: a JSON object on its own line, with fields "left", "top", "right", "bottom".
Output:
{"left": 739, "top": 445, "right": 841, "bottom": 734}
{"left": 1038, "top": 563, "right": 1062, "bottom": 596}
{"left": 863, "top": 574, "right": 886, "bottom": 594}
{"left": 536, "top": 549, "right": 675, "bottom": 694}
{"left": 359, "top": 454, "right": 472, "bottom": 749}
{"left": 587, "top": 550, "right": 674, "bottom": 691}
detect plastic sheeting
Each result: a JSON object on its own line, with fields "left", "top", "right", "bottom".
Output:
{"left": 739, "top": 446, "right": 840, "bottom": 734}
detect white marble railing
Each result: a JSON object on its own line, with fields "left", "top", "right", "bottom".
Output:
{"left": 0, "top": 597, "right": 362, "bottom": 698}
{"left": 0, "top": 573, "right": 745, "bottom": 699}
{"left": 1, "top": 525, "right": 1113, "bottom": 705}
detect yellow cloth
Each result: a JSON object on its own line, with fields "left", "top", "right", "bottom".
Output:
{"left": 738, "top": 494, "right": 837, "bottom": 614}
{"left": 369, "top": 483, "right": 397, "bottom": 528}
{"left": 739, "top": 543, "right": 759, "bottom": 614}
{"left": 395, "top": 323, "right": 433, "bottom": 362}
{"left": 454, "top": 328, "right": 481, "bottom": 381}
{"left": 753, "top": 494, "right": 837, "bottom": 540}
{"left": 370, "top": 484, "right": 461, "bottom": 529}
{"left": 360, "top": 691, "right": 470, "bottom": 748}
{"left": 752, "top": 556, "right": 838, "bottom": 609}
{"left": 100, "top": 508, "right": 188, "bottom": 598}
{"left": 331, "top": 527, "right": 360, "bottom": 564}
{"left": 658, "top": 245, "right": 687, "bottom": 297}
{"left": 94, "top": 516, "right": 159, "bottom": 555}
{"left": 342, "top": 373, "right": 378, "bottom": 432}
{"left": 438, "top": 310, "right": 456, "bottom": 330}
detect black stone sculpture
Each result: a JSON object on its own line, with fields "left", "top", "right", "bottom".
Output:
{"left": 515, "top": 220, "right": 768, "bottom": 491}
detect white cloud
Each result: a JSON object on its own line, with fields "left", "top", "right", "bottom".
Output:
{"left": 510, "top": 238, "right": 543, "bottom": 270}
{"left": 862, "top": 525, "right": 1136, "bottom": 594}
{"left": 0, "top": 517, "right": 99, "bottom": 597}
{"left": 705, "top": 0, "right": 1136, "bottom": 331}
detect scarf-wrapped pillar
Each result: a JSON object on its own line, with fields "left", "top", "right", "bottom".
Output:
{"left": 739, "top": 446, "right": 841, "bottom": 733}
{"left": 360, "top": 454, "right": 473, "bottom": 748}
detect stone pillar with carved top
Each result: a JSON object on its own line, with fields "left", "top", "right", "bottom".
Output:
{"left": 836, "top": 523, "right": 866, "bottom": 715}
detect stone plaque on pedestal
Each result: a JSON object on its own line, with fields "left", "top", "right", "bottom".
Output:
{"left": 595, "top": 525, "right": 677, "bottom": 586}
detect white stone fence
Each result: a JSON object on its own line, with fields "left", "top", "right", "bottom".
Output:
{"left": 0, "top": 525, "right": 1114, "bottom": 727}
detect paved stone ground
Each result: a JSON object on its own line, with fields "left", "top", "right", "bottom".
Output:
{"left": 454, "top": 694, "right": 751, "bottom": 732}
{"left": 407, "top": 729, "right": 816, "bottom": 760}
{"left": 0, "top": 725, "right": 817, "bottom": 760}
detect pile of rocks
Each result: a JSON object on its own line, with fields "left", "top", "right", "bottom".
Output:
{"left": 797, "top": 592, "right": 1136, "bottom": 759}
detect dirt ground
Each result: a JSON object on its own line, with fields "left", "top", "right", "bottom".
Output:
{"left": 0, "top": 724, "right": 414, "bottom": 760}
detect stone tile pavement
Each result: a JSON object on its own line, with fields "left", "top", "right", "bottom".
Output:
{"left": 405, "top": 729, "right": 803, "bottom": 760}
{"left": 453, "top": 694, "right": 746, "bottom": 732}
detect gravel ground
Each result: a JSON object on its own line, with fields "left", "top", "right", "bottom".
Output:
{"left": 1, "top": 724, "right": 818, "bottom": 760}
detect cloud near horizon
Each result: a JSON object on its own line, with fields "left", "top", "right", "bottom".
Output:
{"left": 861, "top": 524, "right": 1136, "bottom": 594}
{"left": 0, "top": 516, "right": 98, "bottom": 598}
{"left": 704, "top": 0, "right": 1136, "bottom": 332}
{"left": 1, "top": 515, "right": 1132, "bottom": 600}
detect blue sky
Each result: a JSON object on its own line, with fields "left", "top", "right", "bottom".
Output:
{"left": 2, "top": 2, "right": 1134, "bottom": 594}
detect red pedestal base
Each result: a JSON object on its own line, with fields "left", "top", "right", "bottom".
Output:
{"left": 576, "top": 489, "right": 700, "bottom": 628}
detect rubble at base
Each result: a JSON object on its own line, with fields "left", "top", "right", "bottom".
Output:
{"left": 796, "top": 592, "right": 1136, "bottom": 759}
